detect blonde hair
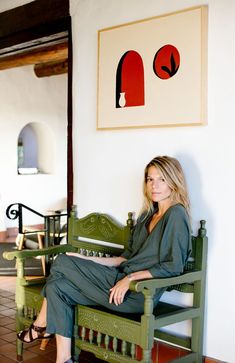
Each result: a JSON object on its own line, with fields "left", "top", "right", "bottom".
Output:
{"left": 141, "top": 156, "right": 190, "bottom": 216}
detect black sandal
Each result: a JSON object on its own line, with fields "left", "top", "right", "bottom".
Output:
{"left": 17, "top": 323, "right": 53, "bottom": 343}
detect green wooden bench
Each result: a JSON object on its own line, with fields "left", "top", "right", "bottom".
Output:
{"left": 3, "top": 205, "right": 208, "bottom": 363}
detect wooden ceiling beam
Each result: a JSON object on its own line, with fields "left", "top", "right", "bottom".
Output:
{"left": 0, "top": 0, "right": 70, "bottom": 50}
{"left": 34, "top": 59, "right": 68, "bottom": 77}
{"left": 0, "top": 42, "right": 68, "bottom": 71}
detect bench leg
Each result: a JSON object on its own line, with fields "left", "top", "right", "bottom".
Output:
{"left": 16, "top": 338, "right": 23, "bottom": 362}
{"left": 142, "top": 349, "right": 152, "bottom": 363}
{"left": 71, "top": 335, "right": 81, "bottom": 362}
{"left": 192, "top": 316, "right": 203, "bottom": 363}
{"left": 72, "top": 349, "right": 81, "bottom": 363}
{"left": 16, "top": 305, "right": 25, "bottom": 362}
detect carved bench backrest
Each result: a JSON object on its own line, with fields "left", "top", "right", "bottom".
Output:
{"left": 68, "top": 206, "right": 134, "bottom": 257}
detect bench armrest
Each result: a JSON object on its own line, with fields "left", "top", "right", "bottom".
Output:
{"left": 129, "top": 271, "right": 202, "bottom": 294}
{"left": 3, "top": 244, "right": 77, "bottom": 260}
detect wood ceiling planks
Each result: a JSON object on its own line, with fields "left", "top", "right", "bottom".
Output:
{"left": 0, "top": 0, "right": 70, "bottom": 76}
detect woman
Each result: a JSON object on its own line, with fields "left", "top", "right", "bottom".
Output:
{"left": 17, "top": 155, "right": 192, "bottom": 363}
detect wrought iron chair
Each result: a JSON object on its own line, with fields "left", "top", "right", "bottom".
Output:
{"left": 11, "top": 204, "right": 67, "bottom": 276}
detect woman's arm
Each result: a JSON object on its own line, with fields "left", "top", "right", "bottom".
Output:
{"left": 66, "top": 252, "right": 126, "bottom": 267}
{"left": 109, "top": 269, "right": 152, "bottom": 305}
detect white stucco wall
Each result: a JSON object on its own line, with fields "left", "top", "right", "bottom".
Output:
{"left": 70, "top": 0, "right": 235, "bottom": 362}
{"left": 0, "top": 65, "right": 67, "bottom": 228}
{"left": 1, "top": 0, "right": 234, "bottom": 361}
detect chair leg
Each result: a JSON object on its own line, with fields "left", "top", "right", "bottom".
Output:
{"left": 15, "top": 233, "right": 25, "bottom": 268}
{"left": 37, "top": 233, "right": 46, "bottom": 275}
{"left": 16, "top": 233, "right": 25, "bottom": 249}
{"left": 16, "top": 306, "right": 25, "bottom": 362}
{"left": 41, "top": 255, "right": 46, "bottom": 276}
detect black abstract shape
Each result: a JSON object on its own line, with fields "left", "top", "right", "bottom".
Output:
{"left": 116, "top": 51, "right": 129, "bottom": 108}
{"left": 161, "top": 53, "right": 179, "bottom": 77}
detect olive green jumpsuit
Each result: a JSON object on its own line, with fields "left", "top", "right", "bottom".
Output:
{"left": 42, "top": 204, "right": 191, "bottom": 337}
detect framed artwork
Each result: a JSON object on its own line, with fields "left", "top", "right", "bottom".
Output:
{"left": 97, "top": 6, "right": 208, "bottom": 130}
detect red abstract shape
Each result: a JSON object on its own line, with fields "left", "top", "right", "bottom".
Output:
{"left": 116, "top": 50, "right": 145, "bottom": 108}
{"left": 153, "top": 44, "right": 180, "bottom": 80}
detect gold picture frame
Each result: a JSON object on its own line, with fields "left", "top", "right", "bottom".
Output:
{"left": 97, "top": 6, "right": 208, "bottom": 130}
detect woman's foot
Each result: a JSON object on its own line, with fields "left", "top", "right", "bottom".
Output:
{"left": 17, "top": 323, "right": 53, "bottom": 343}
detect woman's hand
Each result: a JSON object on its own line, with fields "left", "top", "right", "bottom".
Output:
{"left": 109, "top": 277, "right": 130, "bottom": 306}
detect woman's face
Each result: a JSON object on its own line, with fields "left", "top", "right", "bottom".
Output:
{"left": 146, "top": 165, "right": 172, "bottom": 203}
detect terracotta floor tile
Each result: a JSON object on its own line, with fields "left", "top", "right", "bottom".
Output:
{"left": 0, "top": 290, "right": 15, "bottom": 297}
{"left": 0, "top": 301, "right": 16, "bottom": 309}
{"left": 1, "top": 331, "right": 17, "bottom": 343}
{"left": 6, "top": 301, "right": 16, "bottom": 309}
{"left": 0, "top": 325, "right": 12, "bottom": 335}
{"left": 0, "top": 337, "right": 10, "bottom": 347}
{"left": 0, "top": 304, "right": 9, "bottom": 311}
{"left": 7, "top": 322, "right": 17, "bottom": 331}
{"left": 0, "top": 309, "right": 16, "bottom": 317}
{"left": 18, "top": 349, "right": 38, "bottom": 361}
{"left": 0, "top": 341, "right": 17, "bottom": 351}
{"left": 24, "top": 356, "right": 53, "bottom": 363}
{"left": 0, "top": 356, "right": 17, "bottom": 363}
{"left": 27, "top": 341, "right": 56, "bottom": 356}
{"left": 40, "top": 349, "right": 56, "bottom": 361}
{"left": 0, "top": 297, "right": 14, "bottom": 304}
{"left": 0, "top": 342, "right": 18, "bottom": 361}
{"left": 157, "top": 342, "right": 180, "bottom": 363}
{"left": 0, "top": 315, "right": 15, "bottom": 326}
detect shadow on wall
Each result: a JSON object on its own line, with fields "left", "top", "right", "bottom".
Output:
{"left": 176, "top": 152, "right": 212, "bottom": 352}
{"left": 176, "top": 153, "right": 212, "bottom": 232}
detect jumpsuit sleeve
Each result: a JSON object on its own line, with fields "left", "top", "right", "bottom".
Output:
{"left": 120, "top": 226, "right": 135, "bottom": 259}
{"left": 148, "top": 207, "right": 191, "bottom": 278}
{"left": 120, "top": 213, "right": 147, "bottom": 259}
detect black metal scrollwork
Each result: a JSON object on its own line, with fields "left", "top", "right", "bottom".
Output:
{"left": 6, "top": 203, "right": 20, "bottom": 220}
{"left": 5, "top": 202, "right": 68, "bottom": 249}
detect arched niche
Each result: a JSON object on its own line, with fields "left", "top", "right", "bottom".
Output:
{"left": 17, "top": 122, "right": 54, "bottom": 175}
